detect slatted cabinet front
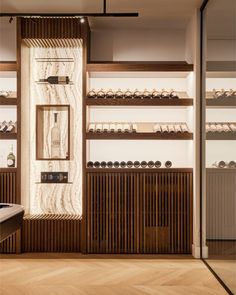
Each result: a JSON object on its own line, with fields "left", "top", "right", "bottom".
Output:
{"left": 86, "top": 171, "right": 193, "bottom": 254}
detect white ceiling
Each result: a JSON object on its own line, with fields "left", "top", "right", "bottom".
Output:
{"left": 0, "top": 0, "right": 203, "bottom": 30}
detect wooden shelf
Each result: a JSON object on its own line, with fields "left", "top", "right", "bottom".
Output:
{"left": 86, "top": 168, "right": 193, "bottom": 173}
{"left": 206, "top": 97, "right": 236, "bottom": 108}
{"left": 87, "top": 61, "right": 194, "bottom": 72}
{"left": 0, "top": 133, "right": 17, "bottom": 140}
{"left": 0, "top": 168, "right": 17, "bottom": 172}
{"left": 206, "top": 132, "right": 236, "bottom": 140}
{"left": 0, "top": 61, "right": 17, "bottom": 71}
{"left": 0, "top": 97, "right": 17, "bottom": 105}
{"left": 86, "top": 132, "right": 193, "bottom": 140}
{"left": 86, "top": 97, "right": 193, "bottom": 106}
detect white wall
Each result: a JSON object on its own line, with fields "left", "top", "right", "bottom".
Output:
{"left": 91, "top": 28, "right": 186, "bottom": 61}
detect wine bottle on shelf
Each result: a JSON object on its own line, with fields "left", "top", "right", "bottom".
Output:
{"left": 120, "top": 161, "right": 126, "bottom": 168}
{"left": 153, "top": 124, "right": 162, "bottom": 133}
{"left": 103, "top": 123, "right": 110, "bottom": 133}
{"left": 87, "top": 161, "right": 94, "bottom": 168}
{"left": 228, "top": 161, "right": 236, "bottom": 168}
{"left": 114, "top": 161, "right": 120, "bottom": 168}
{"left": 95, "top": 123, "right": 103, "bottom": 133}
{"left": 154, "top": 161, "right": 161, "bottom": 168}
{"left": 107, "top": 161, "right": 113, "bottom": 168}
{"left": 6, "top": 121, "right": 15, "bottom": 133}
{"left": 174, "top": 124, "right": 182, "bottom": 133}
{"left": 7, "top": 145, "right": 15, "bottom": 168}
{"left": 134, "top": 161, "right": 140, "bottom": 168}
{"left": 168, "top": 124, "right": 175, "bottom": 133}
{"left": 39, "top": 76, "right": 70, "bottom": 84}
{"left": 161, "top": 124, "right": 169, "bottom": 133}
{"left": 148, "top": 161, "right": 155, "bottom": 168}
{"left": 109, "top": 123, "right": 116, "bottom": 133}
{"left": 152, "top": 89, "right": 161, "bottom": 99}
{"left": 141, "top": 161, "right": 148, "bottom": 168}
{"left": 165, "top": 161, "right": 172, "bottom": 168}
{"left": 180, "top": 123, "right": 189, "bottom": 133}
{"left": 218, "top": 161, "right": 226, "bottom": 168}
{"left": 106, "top": 89, "right": 114, "bottom": 99}
{"left": 97, "top": 89, "right": 105, "bottom": 98}
{"left": 127, "top": 161, "right": 133, "bottom": 168}
{"left": 87, "top": 89, "right": 97, "bottom": 98}
{"left": 94, "top": 161, "right": 101, "bottom": 168}
{"left": 229, "top": 123, "right": 236, "bottom": 132}
{"left": 51, "top": 113, "right": 61, "bottom": 159}
{"left": 88, "top": 123, "right": 96, "bottom": 133}
{"left": 115, "top": 89, "right": 123, "bottom": 99}
{"left": 0, "top": 121, "right": 7, "bottom": 132}
{"left": 101, "top": 161, "right": 107, "bottom": 168}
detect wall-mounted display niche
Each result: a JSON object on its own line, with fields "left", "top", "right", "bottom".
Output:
{"left": 36, "top": 105, "right": 70, "bottom": 160}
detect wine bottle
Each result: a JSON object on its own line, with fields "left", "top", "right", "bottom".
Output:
{"left": 107, "top": 161, "right": 113, "bottom": 168}
{"left": 94, "top": 161, "right": 101, "bottom": 168}
{"left": 115, "top": 89, "right": 123, "bottom": 99}
{"left": 165, "top": 161, "right": 172, "bottom": 168}
{"left": 101, "top": 161, "right": 107, "bottom": 168}
{"left": 51, "top": 113, "right": 61, "bottom": 158}
{"left": 6, "top": 121, "right": 15, "bottom": 133}
{"left": 95, "top": 123, "right": 103, "bottom": 133}
{"left": 0, "top": 121, "right": 7, "bottom": 132}
{"left": 87, "top": 161, "right": 94, "bottom": 168}
{"left": 127, "top": 161, "right": 133, "bottom": 168}
{"left": 218, "top": 161, "right": 226, "bottom": 168}
{"left": 152, "top": 89, "right": 161, "bottom": 99}
{"left": 148, "top": 161, "right": 155, "bottom": 168}
{"left": 168, "top": 124, "right": 175, "bottom": 133}
{"left": 103, "top": 123, "right": 110, "bottom": 133}
{"left": 106, "top": 89, "right": 114, "bottom": 99}
{"left": 120, "top": 161, "right": 126, "bottom": 168}
{"left": 88, "top": 123, "right": 96, "bottom": 133}
{"left": 7, "top": 144, "right": 15, "bottom": 167}
{"left": 180, "top": 123, "right": 189, "bottom": 133}
{"left": 114, "top": 161, "right": 120, "bottom": 168}
{"left": 109, "top": 123, "right": 116, "bottom": 133}
{"left": 161, "top": 124, "right": 169, "bottom": 133}
{"left": 39, "top": 76, "right": 70, "bottom": 84}
{"left": 154, "top": 161, "right": 161, "bottom": 168}
{"left": 228, "top": 161, "right": 236, "bottom": 168}
{"left": 87, "top": 89, "right": 97, "bottom": 98}
{"left": 153, "top": 124, "right": 162, "bottom": 133}
{"left": 134, "top": 161, "right": 140, "bottom": 168}
{"left": 141, "top": 161, "right": 148, "bottom": 168}
{"left": 174, "top": 124, "right": 182, "bottom": 133}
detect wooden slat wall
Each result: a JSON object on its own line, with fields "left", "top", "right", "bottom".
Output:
{"left": 87, "top": 171, "right": 193, "bottom": 254}
{"left": 21, "top": 18, "right": 82, "bottom": 39}
{"left": 0, "top": 171, "right": 17, "bottom": 253}
{"left": 22, "top": 215, "right": 81, "bottom": 252}
{"left": 206, "top": 168, "right": 236, "bottom": 240}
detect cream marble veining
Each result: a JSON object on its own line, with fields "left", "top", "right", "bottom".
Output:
{"left": 26, "top": 42, "right": 83, "bottom": 215}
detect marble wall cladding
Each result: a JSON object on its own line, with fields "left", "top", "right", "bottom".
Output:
{"left": 28, "top": 42, "right": 83, "bottom": 215}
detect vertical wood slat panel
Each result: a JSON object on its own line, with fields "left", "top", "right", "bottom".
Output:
{"left": 87, "top": 171, "right": 193, "bottom": 254}
{"left": 0, "top": 171, "right": 17, "bottom": 253}
{"left": 22, "top": 215, "right": 81, "bottom": 252}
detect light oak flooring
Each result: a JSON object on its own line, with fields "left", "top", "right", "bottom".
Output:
{"left": 0, "top": 254, "right": 228, "bottom": 295}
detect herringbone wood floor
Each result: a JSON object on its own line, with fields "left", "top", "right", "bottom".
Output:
{"left": 0, "top": 254, "right": 227, "bottom": 295}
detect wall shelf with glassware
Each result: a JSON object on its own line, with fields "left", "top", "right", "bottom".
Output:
{"left": 0, "top": 97, "right": 17, "bottom": 105}
{"left": 36, "top": 105, "right": 70, "bottom": 161}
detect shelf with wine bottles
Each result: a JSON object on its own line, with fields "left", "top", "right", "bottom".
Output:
{"left": 86, "top": 132, "right": 193, "bottom": 140}
{"left": 206, "top": 97, "right": 236, "bottom": 108}
{"left": 206, "top": 133, "right": 236, "bottom": 140}
{"left": 0, "top": 97, "right": 17, "bottom": 105}
{"left": 86, "top": 97, "right": 193, "bottom": 106}
{"left": 86, "top": 168, "right": 193, "bottom": 173}
{"left": 0, "top": 133, "right": 17, "bottom": 140}
{"left": 0, "top": 61, "right": 17, "bottom": 72}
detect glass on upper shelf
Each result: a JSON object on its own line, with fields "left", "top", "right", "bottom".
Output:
{"left": 36, "top": 105, "right": 70, "bottom": 160}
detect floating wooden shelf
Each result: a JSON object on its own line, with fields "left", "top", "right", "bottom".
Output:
{"left": 87, "top": 61, "right": 194, "bottom": 72}
{"left": 206, "top": 97, "right": 236, "bottom": 108}
{"left": 206, "top": 132, "right": 236, "bottom": 140}
{"left": 86, "top": 168, "right": 193, "bottom": 173}
{"left": 0, "top": 97, "right": 17, "bottom": 105}
{"left": 0, "top": 61, "right": 17, "bottom": 71}
{"left": 86, "top": 132, "right": 193, "bottom": 140}
{"left": 0, "top": 168, "right": 17, "bottom": 172}
{"left": 86, "top": 97, "right": 193, "bottom": 106}
{"left": 35, "top": 182, "right": 73, "bottom": 184}
{"left": 0, "top": 133, "right": 17, "bottom": 140}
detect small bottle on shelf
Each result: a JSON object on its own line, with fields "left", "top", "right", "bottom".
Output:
{"left": 117, "top": 123, "right": 123, "bottom": 133}
{"left": 148, "top": 161, "right": 155, "bottom": 168}
{"left": 154, "top": 161, "right": 162, "bottom": 168}
{"left": 218, "top": 161, "right": 226, "bottom": 168}
{"left": 109, "top": 123, "right": 116, "bottom": 133}
{"left": 87, "top": 161, "right": 94, "bottom": 168}
{"left": 120, "top": 161, "right": 126, "bottom": 168}
{"left": 134, "top": 161, "right": 140, "bottom": 168}
{"left": 88, "top": 123, "right": 96, "bottom": 133}
{"left": 103, "top": 123, "right": 110, "bottom": 133}
{"left": 165, "top": 161, "right": 172, "bottom": 168}
{"left": 228, "top": 161, "right": 236, "bottom": 168}
{"left": 101, "top": 161, "right": 107, "bottom": 168}
{"left": 94, "top": 161, "right": 101, "bottom": 168}
{"left": 141, "top": 161, "right": 148, "bottom": 168}
{"left": 114, "top": 161, "right": 120, "bottom": 168}
{"left": 39, "top": 76, "right": 70, "bottom": 84}
{"left": 168, "top": 124, "right": 175, "bottom": 133}
{"left": 123, "top": 123, "right": 131, "bottom": 133}
{"left": 51, "top": 113, "right": 61, "bottom": 159}
{"left": 180, "top": 123, "right": 189, "bottom": 133}
{"left": 161, "top": 124, "right": 169, "bottom": 133}
{"left": 170, "top": 89, "right": 179, "bottom": 99}
{"left": 107, "top": 161, "right": 113, "bottom": 168}
{"left": 7, "top": 145, "right": 15, "bottom": 168}
{"left": 95, "top": 123, "right": 103, "bottom": 133}
{"left": 153, "top": 124, "right": 162, "bottom": 133}
{"left": 127, "top": 161, "right": 133, "bottom": 168}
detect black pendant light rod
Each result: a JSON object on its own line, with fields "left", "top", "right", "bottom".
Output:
{"left": 0, "top": 1, "right": 138, "bottom": 18}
